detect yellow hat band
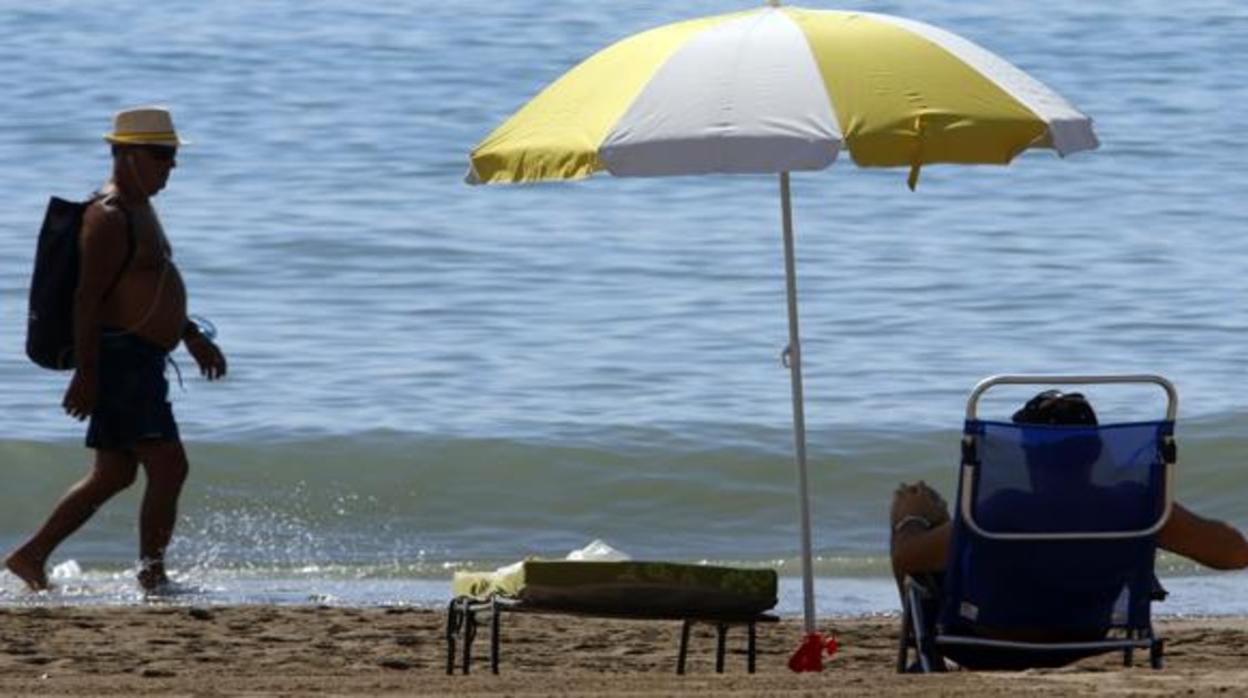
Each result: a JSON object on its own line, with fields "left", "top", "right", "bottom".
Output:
{"left": 104, "top": 131, "right": 181, "bottom": 145}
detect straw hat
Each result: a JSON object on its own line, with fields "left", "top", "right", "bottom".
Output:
{"left": 103, "top": 106, "right": 189, "bottom": 147}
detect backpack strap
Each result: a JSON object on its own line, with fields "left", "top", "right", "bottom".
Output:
{"left": 94, "top": 197, "right": 137, "bottom": 301}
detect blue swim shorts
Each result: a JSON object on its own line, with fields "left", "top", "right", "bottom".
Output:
{"left": 85, "top": 330, "right": 180, "bottom": 451}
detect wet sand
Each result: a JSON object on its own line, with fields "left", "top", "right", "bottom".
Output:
{"left": 1, "top": 607, "right": 1246, "bottom": 695}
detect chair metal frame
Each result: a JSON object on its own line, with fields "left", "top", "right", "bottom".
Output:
{"left": 960, "top": 374, "right": 1177, "bottom": 542}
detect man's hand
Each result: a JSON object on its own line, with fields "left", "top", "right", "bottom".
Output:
{"left": 62, "top": 369, "right": 98, "bottom": 420}
{"left": 186, "top": 336, "right": 227, "bottom": 380}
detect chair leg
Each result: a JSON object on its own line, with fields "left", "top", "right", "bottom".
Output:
{"left": 677, "top": 620, "right": 691, "bottom": 675}
{"left": 906, "top": 578, "right": 944, "bottom": 673}
{"left": 897, "top": 593, "right": 912, "bottom": 673}
{"left": 906, "top": 581, "right": 930, "bottom": 673}
{"left": 747, "top": 622, "right": 757, "bottom": 674}
{"left": 715, "top": 623, "right": 728, "bottom": 673}
{"left": 1150, "top": 638, "right": 1165, "bottom": 670}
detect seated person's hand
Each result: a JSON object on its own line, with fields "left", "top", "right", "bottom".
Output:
{"left": 891, "top": 481, "right": 950, "bottom": 530}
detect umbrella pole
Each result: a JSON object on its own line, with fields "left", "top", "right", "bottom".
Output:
{"left": 778, "top": 172, "right": 817, "bottom": 635}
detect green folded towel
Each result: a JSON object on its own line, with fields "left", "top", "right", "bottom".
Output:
{"left": 453, "top": 560, "right": 777, "bottom": 617}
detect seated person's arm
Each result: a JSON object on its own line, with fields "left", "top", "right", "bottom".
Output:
{"left": 890, "top": 482, "right": 952, "bottom": 587}
{"left": 1158, "top": 503, "right": 1248, "bottom": 571}
{"left": 892, "top": 521, "right": 951, "bottom": 577}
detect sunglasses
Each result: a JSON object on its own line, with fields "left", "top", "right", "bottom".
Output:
{"left": 140, "top": 145, "right": 178, "bottom": 163}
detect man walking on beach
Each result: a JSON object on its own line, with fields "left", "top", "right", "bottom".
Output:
{"left": 5, "top": 106, "right": 227, "bottom": 592}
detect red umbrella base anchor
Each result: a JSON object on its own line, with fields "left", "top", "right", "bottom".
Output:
{"left": 788, "top": 631, "right": 839, "bottom": 672}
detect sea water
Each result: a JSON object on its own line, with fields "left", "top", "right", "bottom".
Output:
{"left": 1, "top": 0, "right": 1247, "bottom": 613}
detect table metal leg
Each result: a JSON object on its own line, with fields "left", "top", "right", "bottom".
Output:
{"left": 461, "top": 610, "right": 476, "bottom": 675}
{"left": 748, "top": 622, "right": 757, "bottom": 673}
{"left": 490, "top": 603, "right": 501, "bottom": 675}
{"left": 445, "top": 600, "right": 459, "bottom": 675}
{"left": 715, "top": 623, "right": 727, "bottom": 673}
{"left": 677, "top": 620, "right": 692, "bottom": 675}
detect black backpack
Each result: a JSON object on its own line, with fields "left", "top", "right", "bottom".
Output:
{"left": 26, "top": 196, "right": 134, "bottom": 370}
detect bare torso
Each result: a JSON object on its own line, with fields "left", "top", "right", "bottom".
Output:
{"left": 93, "top": 192, "right": 187, "bottom": 350}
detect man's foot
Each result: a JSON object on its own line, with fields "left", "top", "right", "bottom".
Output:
{"left": 4, "top": 550, "right": 50, "bottom": 592}
{"left": 137, "top": 559, "right": 171, "bottom": 592}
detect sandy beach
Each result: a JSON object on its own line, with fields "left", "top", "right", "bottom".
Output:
{"left": 0, "top": 607, "right": 1244, "bottom": 695}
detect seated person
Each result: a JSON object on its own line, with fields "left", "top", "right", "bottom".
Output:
{"left": 891, "top": 390, "right": 1248, "bottom": 597}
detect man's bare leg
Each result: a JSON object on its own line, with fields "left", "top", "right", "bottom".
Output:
{"left": 133, "top": 439, "right": 189, "bottom": 591}
{"left": 4, "top": 450, "right": 139, "bottom": 591}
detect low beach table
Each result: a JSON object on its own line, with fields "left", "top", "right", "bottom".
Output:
{"left": 446, "top": 560, "right": 779, "bottom": 675}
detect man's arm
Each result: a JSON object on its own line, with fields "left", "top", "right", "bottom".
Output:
{"left": 1158, "top": 502, "right": 1248, "bottom": 571}
{"left": 63, "top": 204, "right": 128, "bottom": 419}
{"left": 182, "top": 320, "right": 228, "bottom": 381}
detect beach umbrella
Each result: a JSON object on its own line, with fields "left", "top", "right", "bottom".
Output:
{"left": 466, "top": 1, "right": 1097, "bottom": 669}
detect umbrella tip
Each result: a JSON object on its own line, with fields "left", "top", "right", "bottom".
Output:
{"left": 907, "top": 162, "right": 921, "bottom": 191}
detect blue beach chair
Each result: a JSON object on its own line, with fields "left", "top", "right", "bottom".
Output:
{"left": 898, "top": 374, "right": 1175, "bottom": 672}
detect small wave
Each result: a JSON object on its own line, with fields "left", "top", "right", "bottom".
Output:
{"left": 2, "top": 414, "right": 1246, "bottom": 575}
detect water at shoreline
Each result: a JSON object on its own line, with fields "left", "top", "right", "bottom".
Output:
{"left": 2, "top": 1, "right": 1247, "bottom": 614}
{"left": 4, "top": 563, "right": 1247, "bottom": 618}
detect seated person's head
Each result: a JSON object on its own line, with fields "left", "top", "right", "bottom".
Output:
{"left": 1012, "top": 390, "right": 1102, "bottom": 486}
{"left": 1011, "top": 390, "right": 1098, "bottom": 426}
